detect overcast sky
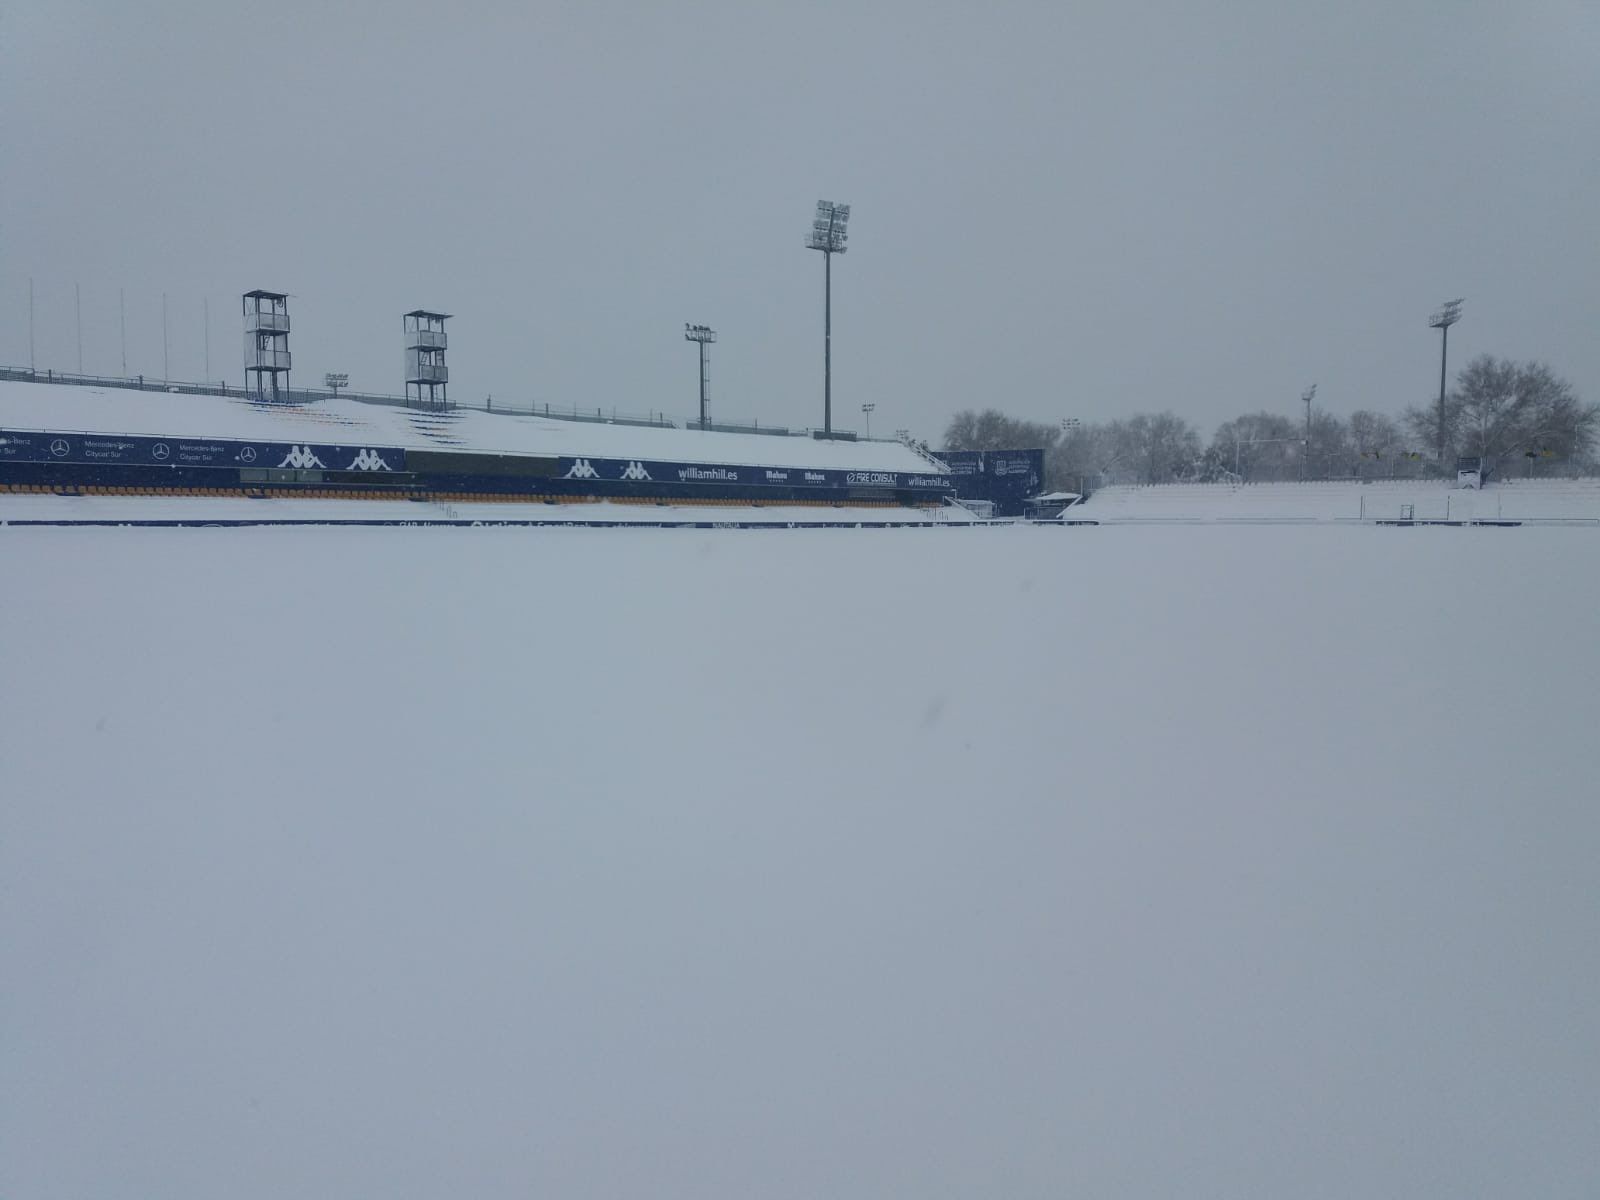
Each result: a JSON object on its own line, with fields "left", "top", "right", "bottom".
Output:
{"left": 3, "top": 0, "right": 1596, "bottom": 441}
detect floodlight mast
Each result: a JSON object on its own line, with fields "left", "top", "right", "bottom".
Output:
{"left": 805, "top": 200, "right": 850, "bottom": 434}
{"left": 861, "top": 402, "right": 875, "bottom": 438}
{"left": 1429, "top": 299, "right": 1463, "bottom": 463}
{"left": 684, "top": 324, "right": 716, "bottom": 430}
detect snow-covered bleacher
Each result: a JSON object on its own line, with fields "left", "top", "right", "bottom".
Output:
{"left": 1066, "top": 479, "right": 1600, "bottom": 523}
{"left": 0, "top": 379, "right": 936, "bottom": 476}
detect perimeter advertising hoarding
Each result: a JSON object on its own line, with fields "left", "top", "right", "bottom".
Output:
{"left": 554, "top": 456, "right": 952, "bottom": 492}
{"left": 0, "top": 427, "right": 952, "bottom": 493}
{"left": 0, "top": 429, "right": 406, "bottom": 473}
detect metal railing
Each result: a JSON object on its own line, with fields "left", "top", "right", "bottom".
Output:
{"left": 694, "top": 419, "right": 792, "bottom": 438}
{"left": 905, "top": 439, "right": 950, "bottom": 471}
{"left": 0, "top": 365, "right": 678, "bottom": 426}
{"left": 244, "top": 348, "right": 292, "bottom": 370}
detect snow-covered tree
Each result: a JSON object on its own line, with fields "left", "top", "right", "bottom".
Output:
{"left": 1403, "top": 357, "right": 1595, "bottom": 476}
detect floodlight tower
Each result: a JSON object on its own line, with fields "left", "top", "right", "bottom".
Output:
{"left": 685, "top": 324, "right": 716, "bottom": 430}
{"left": 243, "top": 290, "right": 291, "bottom": 401}
{"left": 805, "top": 200, "right": 850, "bottom": 434}
{"left": 1429, "top": 299, "right": 1463, "bottom": 463}
{"left": 861, "top": 402, "right": 875, "bottom": 438}
{"left": 404, "top": 310, "right": 450, "bottom": 409}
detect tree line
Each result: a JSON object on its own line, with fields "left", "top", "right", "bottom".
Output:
{"left": 941, "top": 355, "right": 1598, "bottom": 492}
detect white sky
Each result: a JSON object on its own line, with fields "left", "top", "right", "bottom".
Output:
{"left": 3, "top": 0, "right": 1596, "bottom": 441}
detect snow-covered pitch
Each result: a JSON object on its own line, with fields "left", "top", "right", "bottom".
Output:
{"left": 3, "top": 525, "right": 1597, "bottom": 1199}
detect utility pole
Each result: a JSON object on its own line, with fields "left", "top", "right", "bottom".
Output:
{"left": 1301, "top": 384, "right": 1316, "bottom": 481}
{"left": 1429, "top": 299, "right": 1464, "bottom": 465}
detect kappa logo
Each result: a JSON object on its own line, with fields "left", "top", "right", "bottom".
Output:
{"left": 346, "top": 448, "right": 391, "bottom": 471}
{"left": 564, "top": 458, "right": 599, "bottom": 479}
{"left": 278, "top": 445, "right": 326, "bottom": 469}
{"left": 620, "top": 460, "right": 652, "bottom": 481}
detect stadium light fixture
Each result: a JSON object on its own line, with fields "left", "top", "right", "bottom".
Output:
{"left": 685, "top": 323, "right": 716, "bottom": 431}
{"left": 805, "top": 200, "right": 850, "bottom": 434}
{"left": 1428, "top": 299, "right": 1464, "bottom": 463}
{"left": 861, "top": 402, "right": 875, "bottom": 438}
{"left": 324, "top": 372, "right": 349, "bottom": 398}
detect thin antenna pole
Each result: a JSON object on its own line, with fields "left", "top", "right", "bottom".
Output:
{"left": 76, "top": 282, "right": 83, "bottom": 373}
{"left": 204, "top": 296, "right": 210, "bottom": 382}
{"left": 28, "top": 278, "right": 35, "bottom": 372}
{"left": 120, "top": 289, "right": 127, "bottom": 374}
{"left": 162, "top": 292, "right": 169, "bottom": 382}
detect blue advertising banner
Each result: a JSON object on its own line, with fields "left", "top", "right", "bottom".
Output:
{"left": 0, "top": 429, "right": 406, "bottom": 473}
{"left": 554, "top": 455, "right": 952, "bottom": 492}
{"left": 0, "top": 427, "right": 948, "bottom": 491}
{"left": 934, "top": 449, "right": 1045, "bottom": 514}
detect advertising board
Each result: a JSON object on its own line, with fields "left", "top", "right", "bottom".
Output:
{"left": 0, "top": 429, "right": 406, "bottom": 473}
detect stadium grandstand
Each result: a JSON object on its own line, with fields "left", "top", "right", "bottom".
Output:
{"left": 0, "top": 374, "right": 966, "bottom": 527}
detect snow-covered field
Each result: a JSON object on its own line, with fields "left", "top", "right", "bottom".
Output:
{"left": 3, "top": 525, "right": 1597, "bottom": 1199}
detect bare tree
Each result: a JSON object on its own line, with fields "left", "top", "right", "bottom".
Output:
{"left": 1121, "top": 412, "right": 1201, "bottom": 484}
{"left": 942, "top": 409, "right": 1061, "bottom": 453}
{"left": 1306, "top": 410, "right": 1352, "bottom": 479}
{"left": 1404, "top": 356, "right": 1597, "bottom": 477}
{"left": 1046, "top": 421, "right": 1112, "bottom": 493}
{"left": 1348, "top": 409, "right": 1401, "bottom": 478}
{"left": 1211, "top": 412, "right": 1300, "bottom": 481}
{"left": 1512, "top": 361, "right": 1598, "bottom": 473}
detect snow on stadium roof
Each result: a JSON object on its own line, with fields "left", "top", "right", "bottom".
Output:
{"left": 0, "top": 380, "right": 945, "bottom": 475}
